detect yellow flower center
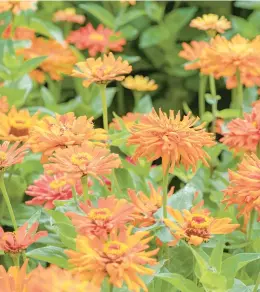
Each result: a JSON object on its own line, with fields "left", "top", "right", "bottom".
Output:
{"left": 190, "top": 214, "right": 210, "bottom": 229}
{"left": 64, "top": 8, "right": 76, "bottom": 15}
{"left": 71, "top": 152, "right": 92, "bottom": 166}
{"left": 0, "top": 151, "right": 7, "bottom": 162}
{"left": 88, "top": 208, "right": 112, "bottom": 220}
{"left": 49, "top": 179, "right": 67, "bottom": 190}
{"left": 252, "top": 121, "right": 258, "bottom": 128}
{"left": 103, "top": 241, "right": 128, "bottom": 256}
{"left": 89, "top": 33, "right": 105, "bottom": 41}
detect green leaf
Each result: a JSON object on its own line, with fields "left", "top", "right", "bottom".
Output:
{"left": 145, "top": 1, "right": 165, "bottom": 22}
{"left": 234, "top": 1, "right": 260, "bottom": 10}
{"left": 217, "top": 109, "right": 240, "bottom": 119}
{"left": 228, "top": 279, "right": 255, "bottom": 292}
{"left": 118, "top": 9, "right": 146, "bottom": 27}
{"left": 40, "top": 86, "right": 57, "bottom": 106}
{"left": 120, "top": 25, "right": 139, "bottom": 40}
{"left": 200, "top": 271, "right": 227, "bottom": 292}
{"left": 26, "top": 246, "right": 69, "bottom": 268}
{"left": 210, "top": 238, "right": 225, "bottom": 273}
{"left": 248, "top": 11, "right": 260, "bottom": 32}
{"left": 139, "top": 24, "right": 170, "bottom": 48}
{"left": 134, "top": 95, "right": 153, "bottom": 113}
{"left": 26, "top": 210, "right": 42, "bottom": 229}
{"left": 231, "top": 16, "right": 259, "bottom": 38}
{"left": 80, "top": 4, "right": 115, "bottom": 28}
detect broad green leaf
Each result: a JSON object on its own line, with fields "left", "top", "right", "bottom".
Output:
{"left": 231, "top": 16, "right": 259, "bottom": 38}
{"left": 145, "top": 1, "right": 165, "bottom": 22}
{"left": 200, "top": 271, "right": 227, "bottom": 292}
{"left": 118, "top": 9, "right": 146, "bottom": 27}
{"left": 234, "top": 1, "right": 260, "bottom": 10}
{"left": 26, "top": 210, "right": 42, "bottom": 229}
{"left": 134, "top": 95, "right": 153, "bottom": 113}
{"left": 139, "top": 24, "right": 170, "bottom": 48}
{"left": 228, "top": 279, "right": 255, "bottom": 292}
{"left": 40, "top": 86, "right": 57, "bottom": 106}
{"left": 0, "top": 87, "right": 27, "bottom": 107}
{"left": 120, "top": 25, "right": 139, "bottom": 40}
{"left": 209, "top": 238, "right": 225, "bottom": 273}
{"left": 248, "top": 11, "right": 260, "bottom": 32}
{"left": 217, "top": 109, "right": 240, "bottom": 119}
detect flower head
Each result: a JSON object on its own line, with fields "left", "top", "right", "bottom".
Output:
{"left": 128, "top": 108, "right": 215, "bottom": 174}
{"left": 0, "top": 222, "right": 47, "bottom": 253}
{"left": 122, "top": 75, "right": 158, "bottom": 92}
{"left": 190, "top": 14, "right": 231, "bottom": 34}
{"left": 2, "top": 24, "right": 35, "bottom": 40}
{"left": 0, "top": 96, "right": 9, "bottom": 113}
{"left": 66, "top": 227, "right": 158, "bottom": 292}
{"left": 120, "top": 0, "right": 136, "bottom": 5}
{"left": 165, "top": 206, "right": 239, "bottom": 246}
{"left": 0, "top": 0, "right": 37, "bottom": 14}
{"left": 0, "top": 106, "right": 39, "bottom": 142}
{"left": 223, "top": 154, "right": 260, "bottom": 227}
{"left": 67, "top": 24, "right": 126, "bottom": 57}
{"left": 67, "top": 196, "right": 134, "bottom": 239}
{"left": 44, "top": 142, "right": 121, "bottom": 182}
{"left": 53, "top": 8, "right": 85, "bottom": 24}
{"left": 179, "top": 41, "right": 209, "bottom": 71}
{"left": 226, "top": 73, "right": 260, "bottom": 89}
{"left": 29, "top": 69, "right": 46, "bottom": 84}
{"left": 72, "top": 52, "right": 132, "bottom": 88}
{"left": 109, "top": 112, "right": 142, "bottom": 131}
{"left": 0, "top": 141, "right": 28, "bottom": 172}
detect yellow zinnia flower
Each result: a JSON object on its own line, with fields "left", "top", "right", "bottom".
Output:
{"left": 122, "top": 75, "right": 158, "bottom": 92}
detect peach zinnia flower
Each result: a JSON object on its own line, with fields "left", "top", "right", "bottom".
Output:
{"left": 165, "top": 206, "right": 239, "bottom": 246}
{"left": 72, "top": 52, "right": 132, "bottom": 88}
{"left": 122, "top": 75, "right": 158, "bottom": 92}
{"left": 223, "top": 154, "right": 260, "bottom": 227}
{"left": 44, "top": 142, "right": 121, "bottom": 182}
{"left": 0, "top": 141, "right": 28, "bottom": 172}
{"left": 66, "top": 227, "right": 158, "bottom": 291}
{"left": 29, "top": 69, "right": 46, "bottom": 84}
{"left": 29, "top": 112, "right": 107, "bottom": 161}
{"left": 190, "top": 14, "right": 231, "bottom": 34}
{"left": 0, "top": 222, "right": 47, "bottom": 253}
{"left": 0, "top": 96, "right": 9, "bottom": 113}
{"left": 179, "top": 41, "right": 209, "bottom": 71}
{"left": 2, "top": 24, "right": 35, "bottom": 40}
{"left": 67, "top": 23, "right": 126, "bottom": 57}
{"left": 0, "top": 106, "right": 39, "bottom": 142}
{"left": 120, "top": 0, "right": 136, "bottom": 5}
{"left": 128, "top": 108, "right": 215, "bottom": 174}
{"left": 109, "top": 112, "right": 142, "bottom": 131}
{"left": 25, "top": 174, "right": 86, "bottom": 209}
{"left": 53, "top": 8, "right": 85, "bottom": 24}
{"left": 67, "top": 196, "right": 134, "bottom": 239}
{"left": 17, "top": 37, "right": 77, "bottom": 82}
{"left": 128, "top": 182, "right": 174, "bottom": 227}
{"left": 0, "top": 0, "right": 37, "bottom": 15}
{"left": 226, "top": 72, "right": 260, "bottom": 89}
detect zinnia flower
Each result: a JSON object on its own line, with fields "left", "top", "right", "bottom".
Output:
{"left": 25, "top": 174, "right": 86, "bottom": 209}
{"left": 128, "top": 108, "right": 215, "bottom": 174}
{"left": 109, "top": 112, "right": 142, "bottom": 131}
{"left": 0, "top": 222, "right": 47, "bottom": 253}
{"left": 2, "top": 24, "right": 35, "bottom": 40}
{"left": 53, "top": 8, "right": 85, "bottom": 24}
{"left": 190, "top": 14, "right": 231, "bottom": 34}
{"left": 0, "top": 106, "right": 39, "bottom": 142}
{"left": 67, "top": 23, "right": 126, "bottom": 57}
{"left": 0, "top": 96, "right": 8, "bottom": 113}
{"left": 223, "top": 154, "right": 260, "bottom": 228}
{"left": 0, "top": 141, "right": 28, "bottom": 172}
{"left": 0, "top": 0, "right": 37, "bottom": 14}
{"left": 226, "top": 72, "right": 260, "bottom": 89}
{"left": 67, "top": 196, "right": 134, "bottom": 239}
{"left": 122, "top": 75, "right": 158, "bottom": 92}
{"left": 66, "top": 227, "right": 158, "bottom": 292}
{"left": 128, "top": 182, "right": 174, "bottom": 227}
{"left": 72, "top": 52, "right": 132, "bottom": 88}
{"left": 29, "top": 69, "right": 46, "bottom": 84}
{"left": 17, "top": 37, "right": 77, "bottom": 82}
{"left": 29, "top": 112, "right": 107, "bottom": 162}
{"left": 44, "top": 142, "right": 121, "bottom": 182}
{"left": 179, "top": 41, "right": 209, "bottom": 70}
{"left": 120, "top": 0, "right": 136, "bottom": 5}
{"left": 165, "top": 206, "right": 239, "bottom": 246}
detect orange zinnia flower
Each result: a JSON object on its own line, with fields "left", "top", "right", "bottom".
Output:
{"left": 109, "top": 112, "right": 142, "bottom": 131}
{"left": 122, "top": 75, "right": 158, "bottom": 91}
{"left": 0, "top": 106, "right": 39, "bottom": 142}
{"left": 29, "top": 112, "right": 107, "bottom": 161}
{"left": 223, "top": 154, "right": 260, "bottom": 228}
{"left": 72, "top": 52, "right": 132, "bottom": 88}
{"left": 0, "top": 96, "right": 9, "bottom": 113}
{"left": 120, "top": 0, "right": 136, "bottom": 5}
{"left": 67, "top": 196, "right": 134, "bottom": 239}
{"left": 0, "top": 141, "right": 28, "bottom": 172}
{"left": 221, "top": 109, "right": 260, "bottom": 153}
{"left": 179, "top": 41, "right": 209, "bottom": 70}
{"left": 0, "top": 0, "right": 37, "bottom": 14}
{"left": 66, "top": 227, "right": 158, "bottom": 291}
{"left": 17, "top": 37, "right": 77, "bottom": 82}
{"left": 128, "top": 182, "right": 174, "bottom": 227}
{"left": 128, "top": 108, "right": 215, "bottom": 174}
{"left": 25, "top": 174, "right": 86, "bottom": 209}
{"left": 190, "top": 14, "right": 231, "bottom": 34}
{"left": 53, "top": 8, "right": 85, "bottom": 24}
{"left": 2, "top": 24, "right": 35, "bottom": 40}
{"left": 0, "top": 222, "right": 47, "bottom": 253}
{"left": 165, "top": 206, "right": 239, "bottom": 246}
{"left": 29, "top": 69, "right": 46, "bottom": 84}
{"left": 67, "top": 23, "right": 126, "bottom": 57}
{"left": 226, "top": 72, "right": 260, "bottom": 89}
{"left": 44, "top": 142, "right": 121, "bottom": 182}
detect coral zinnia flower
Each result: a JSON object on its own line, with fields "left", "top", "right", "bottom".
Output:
{"left": 223, "top": 154, "right": 260, "bottom": 227}
{"left": 44, "top": 142, "right": 121, "bottom": 182}
{"left": 67, "top": 23, "right": 126, "bottom": 57}
{"left": 122, "top": 75, "right": 158, "bottom": 92}
{"left": 128, "top": 108, "right": 215, "bottom": 174}
{"left": 67, "top": 196, "right": 134, "bottom": 239}
{"left": 0, "top": 106, "right": 39, "bottom": 142}
{"left": 109, "top": 112, "right": 142, "bottom": 131}
{"left": 179, "top": 41, "right": 209, "bottom": 71}
{"left": 0, "top": 222, "right": 47, "bottom": 253}
{"left": 0, "top": 141, "right": 28, "bottom": 172}
{"left": 17, "top": 37, "right": 77, "bottom": 82}
{"left": 53, "top": 8, "right": 85, "bottom": 24}
{"left": 128, "top": 182, "right": 174, "bottom": 227}
{"left": 220, "top": 109, "right": 260, "bottom": 153}
{"left": 200, "top": 34, "right": 260, "bottom": 79}
{"left": 29, "top": 112, "right": 107, "bottom": 161}
{"left": 72, "top": 52, "right": 132, "bottom": 88}
{"left": 25, "top": 174, "right": 85, "bottom": 209}
{"left": 2, "top": 24, "right": 35, "bottom": 40}
{"left": 190, "top": 14, "right": 231, "bottom": 34}
{"left": 0, "top": 96, "right": 9, "bottom": 113}
{"left": 66, "top": 227, "right": 158, "bottom": 291}
{"left": 226, "top": 72, "right": 260, "bottom": 89}
{"left": 165, "top": 206, "right": 239, "bottom": 246}
{"left": 0, "top": 0, "right": 37, "bottom": 14}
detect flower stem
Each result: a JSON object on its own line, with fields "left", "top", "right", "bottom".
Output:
{"left": 236, "top": 69, "right": 244, "bottom": 117}
{"left": 133, "top": 91, "right": 143, "bottom": 107}
{"left": 99, "top": 84, "right": 108, "bottom": 131}
{"left": 199, "top": 74, "right": 208, "bottom": 118}
{"left": 108, "top": 283, "right": 113, "bottom": 292}
{"left": 246, "top": 209, "right": 256, "bottom": 251}
{"left": 11, "top": 254, "right": 20, "bottom": 267}
{"left": 0, "top": 173, "right": 17, "bottom": 230}
{"left": 209, "top": 74, "right": 218, "bottom": 132}
{"left": 81, "top": 176, "right": 89, "bottom": 201}
{"left": 117, "top": 82, "right": 125, "bottom": 115}
{"left": 72, "top": 186, "right": 78, "bottom": 206}
{"left": 253, "top": 272, "right": 260, "bottom": 292}
{"left": 162, "top": 166, "right": 170, "bottom": 219}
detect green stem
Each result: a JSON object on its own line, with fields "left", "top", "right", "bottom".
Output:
{"left": 236, "top": 69, "right": 244, "bottom": 117}
{"left": 0, "top": 174, "right": 17, "bottom": 230}
{"left": 81, "top": 176, "right": 89, "bottom": 201}
{"left": 108, "top": 283, "right": 113, "bottom": 292}
{"left": 246, "top": 210, "right": 256, "bottom": 251}
{"left": 231, "top": 87, "right": 237, "bottom": 109}
{"left": 99, "top": 84, "right": 108, "bottom": 131}
{"left": 117, "top": 82, "right": 125, "bottom": 115}
{"left": 72, "top": 186, "right": 78, "bottom": 206}
{"left": 199, "top": 74, "right": 208, "bottom": 118}
{"left": 253, "top": 272, "right": 260, "bottom": 292}
{"left": 209, "top": 74, "right": 218, "bottom": 132}
{"left": 133, "top": 91, "right": 143, "bottom": 107}
{"left": 162, "top": 166, "right": 170, "bottom": 219}
{"left": 112, "top": 170, "right": 121, "bottom": 194}
{"left": 11, "top": 254, "right": 20, "bottom": 267}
